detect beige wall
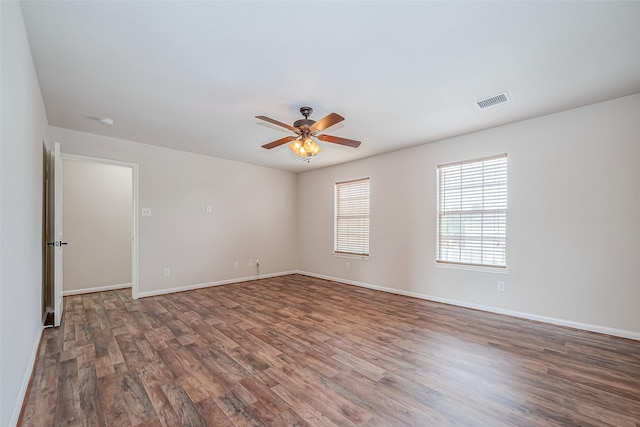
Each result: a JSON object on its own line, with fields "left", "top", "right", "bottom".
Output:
{"left": 1, "top": 2, "right": 50, "bottom": 425}
{"left": 63, "top": 160, "right": 132, "bottom": 293}
{"left": 49, "top": 126, "right": 298, "bottom": 296}
{"left": 298, "top": 93, "right": 640, "bottom": 337}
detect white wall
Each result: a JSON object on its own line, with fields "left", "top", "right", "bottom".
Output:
{"left": 63, "top": 160, "right": 132, "bottom": 293}
{"left": 298, "top": 93, "right": 640, "bottom": 337}
{"left": 0, "top": 2, "right": 50, "bottom": 425}
{"left": 49, "top": 126, "right": 298, "bottom": 296}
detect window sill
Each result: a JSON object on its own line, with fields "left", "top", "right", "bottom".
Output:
{"left": 333, "top": 253, "right": 370, "bottom": 261}
{"left": 434, "top": 262, "right": 510, "bottom": 274}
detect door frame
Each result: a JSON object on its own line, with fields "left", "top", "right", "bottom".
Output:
{"left": 61, "top": 153, "right": 140, "bottom": 299}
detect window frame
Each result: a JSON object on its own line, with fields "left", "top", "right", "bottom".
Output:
{"left": 334, "top": 177, "right": 370, "bottom": 258}
{"left": 436, "top": 154, "right": 508, "bottom": 269}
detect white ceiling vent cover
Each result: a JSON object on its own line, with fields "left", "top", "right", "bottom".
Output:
{"left": 474, "top": 92, "right": 511, "bottom": 110}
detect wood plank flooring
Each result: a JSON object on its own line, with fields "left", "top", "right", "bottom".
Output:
{"left": 19, "top": 274, "right": 640, "bottom": 426}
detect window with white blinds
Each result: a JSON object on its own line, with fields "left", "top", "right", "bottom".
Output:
{"left": 437, "top": 154, "right": 507, "bottom": 268}
{"left": 335, "top": 177, "right": 370, "bottom": 256}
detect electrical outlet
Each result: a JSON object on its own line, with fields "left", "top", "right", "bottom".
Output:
{"left": 346, "top": 262, "right": 351, "bottom": 270}
{"left": 206, "top": 205, "right": 213, "bottom": 213}
{"left": 497, "top": 281, "right": 505, "bottom": 292}
{"left": 249, "top": 259, "right": 253, "bottom": 267}
{"left": 141, "top": 208, "right": 152, "bottom": 217}
{"left": 163, "top": 267, "right": 170, "bottom": 277}
{"left": 234, "top": 261, "right": 238, "bottom": 268}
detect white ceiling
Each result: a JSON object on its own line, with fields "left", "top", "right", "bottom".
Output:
{"left": 21, "top": 1, "right": 640, "bottom": 173}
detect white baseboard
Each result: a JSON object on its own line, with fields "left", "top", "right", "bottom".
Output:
{"left": 63, "top": 282, "right": 132, "bottom": 296}
{"left": 10, "top": 326, "right": 43, "bottom": 427}
{"left": 137, "top": 271, "right": 298, "bottom": 298}
{"left": 297, "top": 270, "right": 640, "bottom": 342}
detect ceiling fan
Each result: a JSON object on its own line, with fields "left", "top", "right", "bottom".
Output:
{"left": 256, "top": 107, "right": 361, "bottom": 159}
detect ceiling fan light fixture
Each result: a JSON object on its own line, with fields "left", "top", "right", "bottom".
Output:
{"left": 289, "top": 139, "right": 302, "bottom": 155}
{"left": 304, "top": 138, "right": 321, "bottom": 155}
{"left": 289, "top": 137, "right": 321, "bottom": 158}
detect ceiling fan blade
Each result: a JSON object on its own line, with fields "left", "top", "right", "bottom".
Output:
{"left": 318, "top": 134, "right": 361, "bottom": 148}
{"left": 255, "top": 116, "right": 299, "bottom": 133}
{"left": 261, "top": 136, "right": 297, "bottom": 150}
{"left": 311, "top": 113, "right": 344, "bottom": 132}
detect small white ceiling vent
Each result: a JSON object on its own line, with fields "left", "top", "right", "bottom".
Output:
{"left": 474, "top": 92, "right": 511, "bottom": 110}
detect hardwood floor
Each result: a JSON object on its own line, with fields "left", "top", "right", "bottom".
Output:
{"left": 19, "top": 274, "right": 640, "bottom": 426}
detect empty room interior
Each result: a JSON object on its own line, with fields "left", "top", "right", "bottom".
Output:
{"left": 3, "top": 1, "right": 640, "bottom": 426}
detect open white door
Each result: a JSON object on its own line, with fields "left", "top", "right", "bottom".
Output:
{"left": 52, "top": 143, "right": 65, "bottom": 327}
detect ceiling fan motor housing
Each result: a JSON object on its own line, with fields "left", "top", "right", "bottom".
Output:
{"left": 293, "top": 118, "right": 316, "bottom": 128}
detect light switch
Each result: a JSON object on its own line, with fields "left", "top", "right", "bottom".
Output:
{"left": 141, "top": 208, "right": 152, "bottom": 217}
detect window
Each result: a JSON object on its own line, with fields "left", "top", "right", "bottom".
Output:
{"left": 437, "top": 154, "right": 507, "bottom": 268}
{"left": 335, "top": 177, "right": 370, "bottom": 256}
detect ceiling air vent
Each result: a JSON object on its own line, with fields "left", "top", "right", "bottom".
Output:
{"left": 474, "top": 92, "right": 511, "bottom": 110}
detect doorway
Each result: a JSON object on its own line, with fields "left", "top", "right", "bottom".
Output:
{"left": 62, "top": 158, "right": 134, "bottom": 296}
{"left": 43, "top": 150, "right": 139, "bottom": 327}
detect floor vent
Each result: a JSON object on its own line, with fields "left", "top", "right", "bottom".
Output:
{"left": 474, "top": 92, "right": 511, "bottom": 110}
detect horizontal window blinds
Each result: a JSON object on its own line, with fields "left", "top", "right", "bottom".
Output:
{"left": 335, "top": 178, "right": 370, "bottom": 256}
{"left": 437, "top": 154, "right": 507, "bottom": 267}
